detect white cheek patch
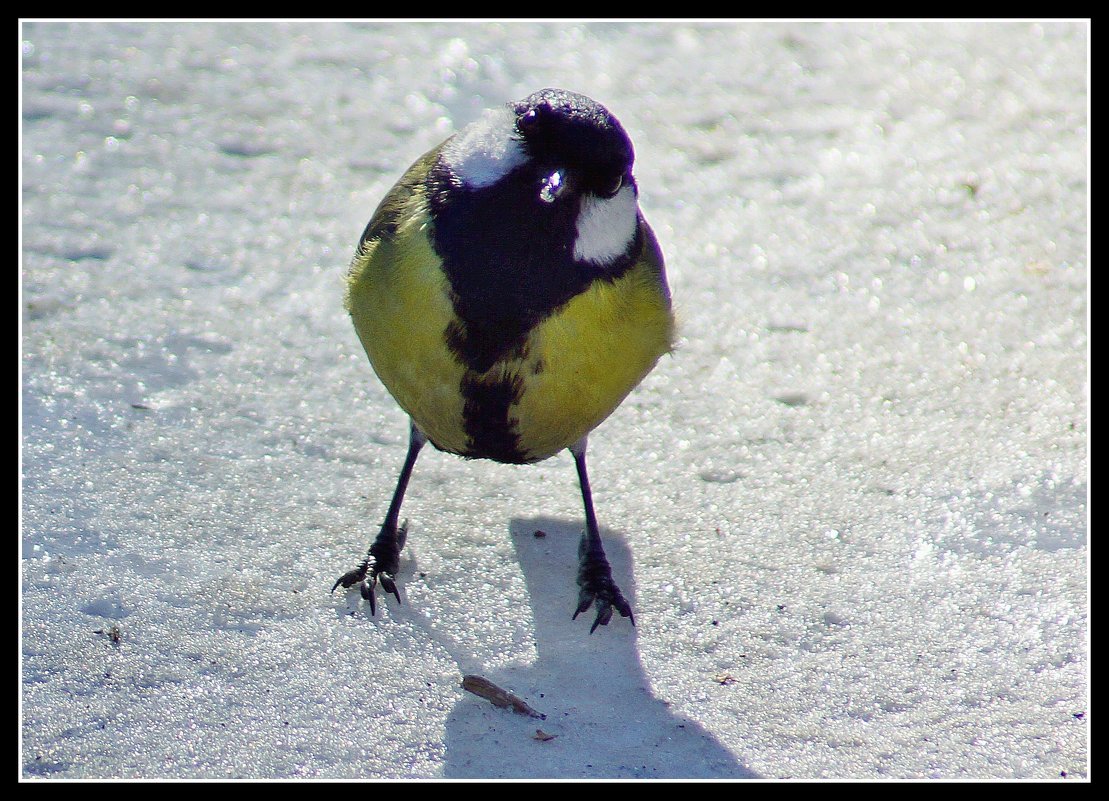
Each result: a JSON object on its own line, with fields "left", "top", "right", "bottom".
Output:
{"left": 441, "top": 106, "right": 526, "bottom": 189}
{"left": 573, "top": 184, "right": 639, "bottom": 266}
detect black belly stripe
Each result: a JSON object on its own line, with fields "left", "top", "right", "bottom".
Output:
{"left": 445, "top": 317, "right": 530, "bottom": 462}
{"left": 458, "top": 369, "right": 528, "bottom": 463}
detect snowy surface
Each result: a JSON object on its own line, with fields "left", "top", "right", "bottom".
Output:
{"left": 20, "top": 20, "right": 1088, "bottom": 780}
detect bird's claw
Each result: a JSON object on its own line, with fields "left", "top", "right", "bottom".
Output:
{"left": 331, "top": 562, "right": 369, "bottom": 594}
{"left": 333, "top": 522, "right": 405, "bottom": 616}
{"left": 573, "top": 580, "right": 634, "bottom": 634}
{"left": 367, "top": 571, "right": 402, "bottom": 615}
{"left": 332, "top": 561, "right": 403, "bottom": 616}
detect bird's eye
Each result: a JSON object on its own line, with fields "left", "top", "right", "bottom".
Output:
{"left": 600, "top": 174, "right": 623, "bottom": 198}
{"left": 518, "top": 107, "right": 541, "bottom": 135}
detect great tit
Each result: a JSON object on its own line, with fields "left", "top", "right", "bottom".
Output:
{"left": 333, "top": 88, "right": 675, "bottom": 633}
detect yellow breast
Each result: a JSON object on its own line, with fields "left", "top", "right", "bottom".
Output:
{"left": 346, "top": 197, "right": 471, "bottom": 455}
{"left": 346, "top": 187, "right": 674, "bottom": 463}
{"left": 510, "top": 269, "right": 674, "bottom": 460}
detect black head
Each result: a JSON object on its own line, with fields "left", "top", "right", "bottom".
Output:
{"left": 512, "top": 88, "right": 635, "bottom": 199}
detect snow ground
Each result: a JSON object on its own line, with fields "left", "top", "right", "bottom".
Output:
{"left": 21, "top": 20, "right": 1088, "bottom": 780}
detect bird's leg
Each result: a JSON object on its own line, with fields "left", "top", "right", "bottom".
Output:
{"left": 332, "top": 422, "right": 427, "bottom": 615}
{"left": 569, "top": 438, "right": 635, "bottom": 633}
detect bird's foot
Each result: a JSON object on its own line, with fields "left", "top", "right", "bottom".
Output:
{"left": 331, "top": 521, "right": 407, "bottom": 616}
{"left": 573, "top": 540, "right": 634, "bottom": 634}
{"left": 331, "top": 560, "right": 401, "bottom": 616}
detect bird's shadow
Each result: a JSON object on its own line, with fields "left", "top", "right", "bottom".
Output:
{"left": 432, "top": 516, "right": 758, "bottom": 779}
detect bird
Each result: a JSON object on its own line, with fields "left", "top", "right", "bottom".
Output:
{"left": 333, "top": 88, "right": 675, "bottom": 633}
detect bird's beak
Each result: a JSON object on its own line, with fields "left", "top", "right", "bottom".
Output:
{"left": 539, "top": 168, "right": 570, "bottom": 204}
